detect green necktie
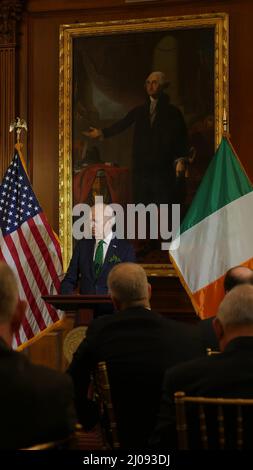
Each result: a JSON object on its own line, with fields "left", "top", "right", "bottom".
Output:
{"left": 94, "top": 240, "right": 104, "bottom": 279}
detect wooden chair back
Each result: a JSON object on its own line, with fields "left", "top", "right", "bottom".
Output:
{"left": 93, "top": 361, "right": 120, "bottom": 449}
{"left": 21, "top": 433, "right": 77, "bottom": 450}
{"left": 174, "top": 391, "right": 253, "bottom": 450}
{"left": 206, "top": 348, "right": 220, "bottom": 356}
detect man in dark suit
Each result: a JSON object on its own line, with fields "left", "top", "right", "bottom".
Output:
{"left": 84, "top": 71, "right": 189, "bottom": 205}
{"left": 0, "top": 262, "right": 76, "bottom": 449}
{"left": 152, "top": 284, "right": 253, "bottom": 449}
{"left": 67, "top": 262, "right": 205, "bottom": 449}
{"left": 198, "top": 265, "right": 253, "bottom": 352}
{"left": 60, "top": 202, "right": 135, "bottom": 295}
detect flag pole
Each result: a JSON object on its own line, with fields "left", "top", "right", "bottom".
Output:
{"left": 1, "top": 121, "right": 64, "bottom": 349}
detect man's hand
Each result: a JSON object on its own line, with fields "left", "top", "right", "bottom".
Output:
{"left": 175, "top": 147, "right": 196, "bottom": 178}
{"left": 83, "top": 127, "right": 103, "bottom": 139}
{"left": 175, "top": 158, "right": 187, "bottom": 177}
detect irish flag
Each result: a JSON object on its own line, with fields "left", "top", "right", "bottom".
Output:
{"left": 170, "top": 136, "right": 253, "bottom": 318}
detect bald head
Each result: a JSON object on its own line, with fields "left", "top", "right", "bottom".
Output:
{"left": 217, "top": 284, "right": 253, "bottom": 329}
{"left": 0, "top": 262, "right": 19, "bottom": 324}
{"left": 107, "top": 263, "right": 150, "bottom": 310}
{"left": 224, "top": 266, "right": 253, "bottom": 293}
{"left": 213, "top": 284, "right": 253, "bottom": 351}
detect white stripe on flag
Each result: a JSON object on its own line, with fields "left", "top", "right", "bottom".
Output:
{"left": 1, "top": 225, "right": 63, "bottom": 343}
{"left": 0, "top": 230, "right": 38, "bottom": 339}
{"left": 20, "top": 220, "right": 61, "bottom": 291}
{"left": 10, "top": 229, "right": 52, "bottom": 333}
{"left": 172, "top": 191, "right": 253, "bottom": 293}
{"left": 0, "top": 236, "right": 31, "bottom": 345}
{"left": 0, "top": 148, "right": 63, "bottom": 348}
{"left": 0, "top": 230, "right": 27, "bottom": 301}
{"left": 18, "top": 323, "right": 29, "bottom": 345}
{"left": 31, "top": 214, "right": 63, "bottom": 275}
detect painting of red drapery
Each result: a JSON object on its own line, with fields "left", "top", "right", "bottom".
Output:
{"left": 73, "top": 164, "right": 131, "bottom": 206}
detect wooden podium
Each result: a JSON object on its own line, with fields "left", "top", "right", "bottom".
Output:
{"left": 30, "top": 279, "right": 198, "bottom": 372}
{"left": 42, "top": 294, "right": 113, "bottom": 326}
{"left": 43, "top": 277, "right": 198, "bottom": 324}
{"left": 42, "top": 294, "right": 112, "bottom": 310}
{"left": 40, "top": 295, "right": 114, "bottom": 368}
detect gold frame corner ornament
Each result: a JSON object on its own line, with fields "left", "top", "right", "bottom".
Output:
{"left": 59, "top": 13, "right": 229, "bottom": 273}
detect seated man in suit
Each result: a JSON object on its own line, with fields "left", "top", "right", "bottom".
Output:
{"left": 0, "top": 262, "right": 76, "bottom": 449}
{"left": 198, "top": 265, "right": 253, "bottom": 351}
{"left": 67, "top": 262, "right": 205, "bottom": 449}
{"left": 60, "top": 202, "right": 135, "bottom": 295}
{"left": 151, "top": 284, "right": 253, "bottom": 449}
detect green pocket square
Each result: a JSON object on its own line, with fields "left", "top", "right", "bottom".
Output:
{"left": 108, "top": 255, "right": 122, "bottom": 263}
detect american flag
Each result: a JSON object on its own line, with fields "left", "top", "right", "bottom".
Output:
{"left": 0, "top": 146, "right": 63, "bottom": 348}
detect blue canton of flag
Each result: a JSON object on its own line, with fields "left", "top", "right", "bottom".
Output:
{"left": 0, "top": 153, "right": 42, "bottom": 235}
{"left": 0, "top": 147, "right": 63, "bottom": 348}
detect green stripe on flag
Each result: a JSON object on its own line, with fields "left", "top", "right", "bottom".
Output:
{"left": 180, "top": 137, "right": 253, "bottom": 234}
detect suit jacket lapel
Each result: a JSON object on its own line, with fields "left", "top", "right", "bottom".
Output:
{"left": 86, "top": 238, "right": 96, "bottom": 279}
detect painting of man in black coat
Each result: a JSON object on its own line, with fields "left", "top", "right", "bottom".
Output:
{"left": 84, "top": 71, "right": 190, "bottom": 205}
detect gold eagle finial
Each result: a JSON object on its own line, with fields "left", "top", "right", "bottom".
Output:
{"left": 9, "top": 117, "right": 28, "bottom": 143}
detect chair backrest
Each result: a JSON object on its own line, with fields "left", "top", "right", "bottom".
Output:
{"left": 21, "top": 433, "right": 77, "bottom": 450}
{"left": 206, "top": 347, "right": 220, "bottom": 356}
{"left": 93, "top": 361, "right": 120, "bottom": 449}
{"left": 174, "top": 391, "right": 253, "bottom": 450}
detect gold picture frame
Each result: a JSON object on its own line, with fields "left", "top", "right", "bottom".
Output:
{"left": 59, "top": 13, "right": 229, "bottom": 275}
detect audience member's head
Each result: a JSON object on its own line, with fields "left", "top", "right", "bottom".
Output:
{"left": 0, "top": 262, "right": 26, "bottom": 346}
{"left": 107, "top": 262, "right": 151, "bottom": 311}
{"left": 224, "top": 265, "right": 253, "bottom": 293}
{"left": 214, "top": 284, "right": 253, "bottom": 351}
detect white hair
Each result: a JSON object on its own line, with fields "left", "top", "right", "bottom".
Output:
{"left": 146, "top": 71, "right": 169, "bottom": 88}
{"left": 108, "top": 262, "right": 149, "bottom": 304}
{"left": 217, "top": 284, "right": 253, "bottom": 328}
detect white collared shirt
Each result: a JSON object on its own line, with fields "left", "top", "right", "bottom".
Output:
{"left": 93, "top": 231, "right": 113, "bottom": 262}
{"left": 149, "top": 97, "right": 158, "bottom": 125}
{"left": 150, "top": 96, "right": 158, "bottom": 113}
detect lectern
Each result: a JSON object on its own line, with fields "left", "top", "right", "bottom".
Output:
{"left": 42, "top": 294, "right": 113, "bottom": 325}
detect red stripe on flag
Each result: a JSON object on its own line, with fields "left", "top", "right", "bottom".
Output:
{"left": 4, "top": 233, "right": 45, "bottom": 337}
{"left": 39, "top": 212, "right": 63, "bottom": 267}
{"left": 15, "top": 329, "right": 21, "bottom": 347}
{"left": 0, "top": 241, "right": 27, "bottom": 345}
{"left": 17, "top": 227, "right": 59, "bottom": 323}
{"left": 27, "top": 217, "right": 61, "bottom": 292}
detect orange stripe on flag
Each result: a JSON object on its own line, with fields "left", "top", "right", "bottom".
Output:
{"left": 192, "top": 276, "right": 225, "bottom": 319}
{"left": 192, "top": 258, "right": 253, "bottom": 319}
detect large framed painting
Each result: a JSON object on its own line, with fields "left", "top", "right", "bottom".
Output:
{"left": 59, "top": 13, "right": 229, "bottom": 274}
